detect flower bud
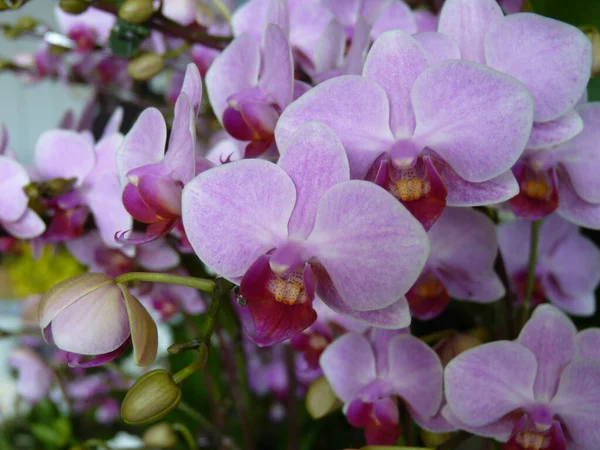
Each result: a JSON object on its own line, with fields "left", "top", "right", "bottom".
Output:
{"left": 306, "top": 376, "right": 342, "bottom": 419}
{"left": 143, "top": 422, "right": 178, "bottom": 448}
{"left": 128, "top": 53, "right": 165, "bottom": 81}
{"left": 121, "top": 370, "right": 182, "bottom": 425}
{"left": 421, "top": 429, "right": 454, "bottom": 447}
{"left": 583, "top": 26, "right": 600, "bottom": 77}
{"left": 58, "top": 0, "right": 90, "bottom": 14}
{"left": 119, "top": 0, "right": 155, "bottom": 24}
{"left": 434, "top": 333, "right": 482, "bottom": 367}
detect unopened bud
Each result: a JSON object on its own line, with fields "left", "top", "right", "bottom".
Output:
{"left": 121, "top": 370, "right": 182, "bottom": 425}
{"left": 421, "top": 429, "right": 454, "bottom": 447}
{"left": 119, "top": 0, "right": 155, "bottom": 24}
{"left": 128, "top": 53, "right": 164, "bottom": 81}
{"left": 306, "top": 376, "right": 342, "bottom": 419}
{"left": 434, "top": 333, "right": 482, "bottom": 367}
{"left": 583, "top": 26, "right": 600, "bottom": 77}
{"left": 143, "top": 422, "right": 178, "bottom": 448}
{"left": 58, "top": 0, "right": 90, "bottom": 14}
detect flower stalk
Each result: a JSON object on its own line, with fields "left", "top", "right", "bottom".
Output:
{"left": 521, "top": 220, "right": 542, "bottom": 327}
{"left": 113, "top": 271, "right": 215, "bottom": 293}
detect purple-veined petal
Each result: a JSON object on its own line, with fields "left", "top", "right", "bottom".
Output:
{"left": 527, "top": 110, "right": 584, "bottom": 150}
{"left": 413, "top": 31, "right": 461, "bottom": 64}
{"left": 412, "top": 405, "right": 458, "bottom": 433}
{"left": 550, "top": 360, "right": 600, "bottom": 449}
{"left": 2, "top": 209, "right": 46, "bottom": 239}
{"left": 182, "top": 160, "right": 295, "bottom": 279}
{"left": 554, "top": 103, "right": 600, "bottom": 204}
{"left": 444, "top": 341, "right": 537, "bottom": 427}
{"left": 363, "top": 30, "right": 429, "bottom": 137}
{"left": 307, "top": 180, "right": 429, "bottom": 311}
{"left": 441, "top": 405, "right": 515, "bottom": 441}
{"left": 101, "top": 107, "right": 123, "bottom": 138}
{"left": 275, "top": 75, "right": 394, "bottom": 178}
{"left": 206, "top": 35, "right": 261, "bottom": 125}
{"left": 313, "top": 265, "right": 411, "bottom": 329}
{"left": 34, "top": 129, "right": 96, "bottom": 185}
{"left": 434, "top": 161, "right": 519, "bottom": 206}
{"left": 556, "top": 171, "right": 600, "bottom": 230}
{"left": 369, "top": 0, "right": 417, "bottom": 39}
{"left": 438, "top": 0, "right": 503, "bottom": 64}
{"left": 116, "top": 108, "right": 166, "bottom": 186}
{"left": 578, "top": 329, "right": 600, "bottom": 361}
{"left": 518, "top": 304, "right": 578, "bottom": 401}
{"left": 163, "top": 93, "right": 196, "bottom": 184}
{"left": 412, "top": 60, "right": 534, "bottom": 182}
{"left": 278, "top": 122, "right": 349, "bottom": 239}
{"left": 85, "top": 173, "right": 132, "bottom": 248}
{"left": 485, "top": 13, "right": 592, "bottom": 122}
{"left": 119, "top": 285, "right": 158, "bottom": 366}
{"left": 387, "top": 335, "right": 443, "bottom": 418}
{"left": 0, "top": 156, "right": 30, "bottom": 222}
{"left": 259, "top": 24, "right": 294, "bottom": 109}
{"left": 312, "top": 19, "right": 346, "bottom": 74}
{"left": 429, "top": 207, "right": 504, "bottom": 302}
{"left": 51, "top": 283, "right": 130, "bottom": 355}
{"left": 181, "top": 63, "right": 203, "bottom": 117}
{"left": 320, "top": 333, "right": 377, "bottom": 403}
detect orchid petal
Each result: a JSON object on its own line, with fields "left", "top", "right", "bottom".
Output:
{"left": 101, "top": 107, "right": 123, "bottom": 138}
{"left": 137, "top": 239, "right": 180, "bottom": 271}
{"left": 444, "top": 341, "right": 537, "bottom": 427}
{"left": 556, "top": 171, "right": 600, "bottom": 230}
{"left": 320, "top": 333, "right": 377, "bottom": 403}
{"left": 278, "top": 122, "right": 349, "bottom": 239}
{"left": 259, "top": 24, "right": 294, "bottom": 108}
{"left": 307, "top": 180, "right": 429, "bottom": 311}
{"left": 232, "top": 0, "right": 268, "bottom": 40}
{"left": 526, "top": 110, "right": 583, "bottom": 150}
{"left": 182, "top": 160, "right": 295, "bottom": 279}
{"left": 518, "top": 304, "right": 578, "bottom": 401}
{"left": 412, "top": 60, "right": 534, "bottom": 182}
{"left": 438, "top": 0, "right": 503, "bottom": 64}
{"left": 120, "top": 285, "right": 158, "bottom": 366}
{"left": 181, "top": 63, "right": 203, "bottom": 117}
{"left": 485, "top": 13, "right": 592, "bottom": 122}
{"left": 116, "top": 108, "right": 166, "bottom": 186}
{"left": 163, "top": 93, "right": 196, "bottom": 184}
{"left": 370, "top": 0, "right": 417, "bottom": 39}
{"left": 0, "top": 156, "right": 30, "bottom": 222}
{"left": 312, "top": 19, "right": 346, "bottom": 73}
{"left": 578, "top": 329, "right": 600, "bottom": 360}
{"left": 363, "top": 30, "right": 429, "bottom": 137}
{"left": 413, "top": 32, "right": 461, "bottom": 64}
{"left": 2, "top": 209, "right": 46, "bottom": 239}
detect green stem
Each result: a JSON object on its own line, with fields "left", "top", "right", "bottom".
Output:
{"left": 163, "top": 42, "right": 191, "bottom": 59}
{"left": 178, "top": 402, "right": 217, "bottom": 432}
{"left": 521, "top": 220, "right": 542, "bottom": 327}
{"left": 172, "top": 423, "right": 198, "bottom": 450}
{"left": 114, "top": 272, "right": 215, "bottom": 293}
{"left": 172, "top": 345, "right": 208, "bottom": 384}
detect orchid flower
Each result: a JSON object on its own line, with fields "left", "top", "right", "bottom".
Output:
{"left": 117, "top": 63, "right": 202, "bottom": 244}
{"left": 407, "top": 207, "right": 504, "bottom": 320}
{"left": 498, "top": 215, "right": 600, "bottom": 316}
{"left": 320, "top": 329, "right": 443, "bottom": 445}
{"left": 206, "top": 21, "right": 295, "bottom": 157}
{"left": 55, "top": 6, "right": 115, "bottom": 52}
{"left": 39, "top": 273, "right": 158, "bottom": 368}
{"left": 444, "top": 304, "right": 600, "bottom": 449}
{"left": 438, "top": 0, "right": 592, "bottom": 149}
{"left": 276, "top": 29, "right": 534, "bottom": 230}
{"left": 9, "top": 348, "right": 54, "bottom": 404}
{"left": 182, "top": 122, "right": 429, "bottom": 346}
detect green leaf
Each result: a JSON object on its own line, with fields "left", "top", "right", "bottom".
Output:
{"left": 530, "top": 0, "right": 600, "bottom": 29}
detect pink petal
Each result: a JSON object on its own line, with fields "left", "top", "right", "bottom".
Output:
{"left": 413, "top": 31, "right": 462, "bottom": 64}
{"left": 556, "top": 171, "right": 600, "bottom": 229}
{"left": 0, "top": 156, "right": 30, "bottom": 222}
{"left": 412, "top": 60, "right": 534, "bottom": 182}
{"left": 101, "top": 107, "right": 123, "bottom": 138}
{"left": 527, "top": 110, "right": 583, "bottom": 150}
{"left": 312, "top": 19, "right": 346, "bottom": 74}
{"left": 163, "top": 93, "right": 196, "bottom": 184}
{"left": 369, "top": 0, "right": 417, "bottom": 39}
{"left": 259, "top": 24, "right": 294, "bottom": 109}
{"left": 485, "top": 13, "right": 592, "bottom": 122}
{"left": 438, "top": 0, "right": 503, "bottom": 64}
{"left": 306, "top": 180, "right": 429, "bottom": 311}
{"left": 120, "top": 285, "right": 158, "bottom": 366}
{"left": 577, "top": 329, "right": 600, "bottom": 361}
{"left": 181, "top": 63, "right": 203, "bottom": 117}
{"left": 182, "top": 160, "right": 295, "bottom": 278}
{"left": 2, "top": 209, "right": 46, "bottom": 239}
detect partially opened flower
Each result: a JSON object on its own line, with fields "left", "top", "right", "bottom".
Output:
{"left": 438, "top": 0, "right": 592, "bottom": 148}
{"left": 206, "top": 23, "right": 294, "bottom": 157}
{"left": 117, "top": 63, "right": 202, "bottom": 244}
{"left": 498, "top": 215, "right": 600, "bottom": 316}
{"left": 276, "top": 30, "right": 533, "bottom": 230}
{"left": 444, "top": 304, "right": 600, "bottom": 449}
{"left": 39, "top": 273, "right": 158, "bottom": 367}
{"left": 508, "top": 103, "right": 600, "bottom": 227}
{"left": 182, "top": 122, "right": 429, "bottom": 346}
{"left": 0, "top": 155, "right": 46, "bottom": 239}
{"left": 406, "top": 207, "right": 504, "bottom": 320}
{"left": 9, "top": 348, "right": 54, "bottom": 404}
{"left": 320, "top": 329, "right": 443, "bottom": 445}
{"left": 55, "top": 5, "right": 115, "bottom": 52}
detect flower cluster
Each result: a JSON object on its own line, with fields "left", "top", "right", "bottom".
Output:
{"left": 1, "top": 0, "right": 600, "bottom": 448}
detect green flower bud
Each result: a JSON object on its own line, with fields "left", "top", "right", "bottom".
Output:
{"left": 120, "top": 370, "right": 182, "bottom": 425}
{"left": 128, "top": 53, "right": 164, "bottom": 81}
{"left": 583, "top": 26, "right": 600, "bottom": 77}
{"left": 58, "top": 0, "right": 90, "bottom": 14}
{"left": 305, "top": 376, "right": 342, "bottom": 419}
{"left": 119, "top": 0, "right": 155, "bottom": 24}
{"left": 143, "top": 422, "right": 178, "bottom": 449}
